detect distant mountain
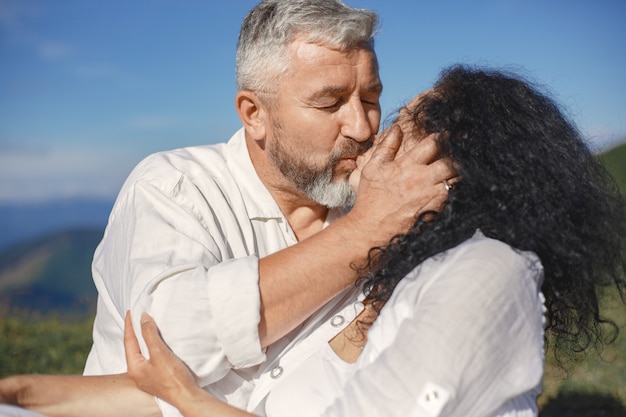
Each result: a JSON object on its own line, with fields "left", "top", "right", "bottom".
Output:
{"left": 0, "top": 229, "right": 102, "bottom": 317}
{"left": 0, "top": 198, "right": 113, "bottom": 250}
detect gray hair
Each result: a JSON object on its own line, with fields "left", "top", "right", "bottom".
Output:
{"left": 236, "top": 0, "right": 379, "bottom": 102}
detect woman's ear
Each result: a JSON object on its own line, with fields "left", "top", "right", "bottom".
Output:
{"left": 236, "top": 90, "right": 268, "bottom": 141}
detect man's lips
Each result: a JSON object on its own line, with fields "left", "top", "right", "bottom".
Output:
{"left": 340, "top": 157, "right": 358, "bottom": 170}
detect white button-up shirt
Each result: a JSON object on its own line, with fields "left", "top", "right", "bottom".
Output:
{"left": 83, "top": 128, "right": 347, "bottom": 416}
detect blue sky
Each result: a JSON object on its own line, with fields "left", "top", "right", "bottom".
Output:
{"left": 1, "top": 0, "right": 625, "bottom": 203}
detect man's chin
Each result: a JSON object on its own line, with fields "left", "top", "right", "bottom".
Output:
{"left": 307, "top": 180, "right": 355, "bottom": 209}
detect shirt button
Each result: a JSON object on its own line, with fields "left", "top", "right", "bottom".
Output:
{"left": 330, "top": 315, "right": 345, "bottom": 327}
{"left": 270, "top": 366, "right": 283, "bottom": 379}
{"left": 425, "top": 390, "right": 440, "bottom": 401}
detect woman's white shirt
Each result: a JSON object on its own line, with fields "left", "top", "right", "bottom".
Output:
{"left": 263, "top": 231, "right": 546, "bottom": 417}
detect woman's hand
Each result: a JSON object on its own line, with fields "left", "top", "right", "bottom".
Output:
{"left": 124, "top": 311, "right": 200, "bottom": 407}
{"left": 124, "top": 312, "right": 255, "bottom": 417}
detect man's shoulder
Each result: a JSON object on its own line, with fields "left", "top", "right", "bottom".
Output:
{"left": 141, "top": 143, "right": 229, "bottom": 173}
{"left": 129, "top": 129, "right": 247, "bottom": 186}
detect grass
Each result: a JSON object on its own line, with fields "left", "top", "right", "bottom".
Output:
{"left": 0, "top": 314, "right": 94, "bottom": 377}
{"left": 538, "top": 285, "right": 626, "bottom": 414}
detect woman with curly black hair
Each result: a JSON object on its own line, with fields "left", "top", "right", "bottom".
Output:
{"left": 362, "top": 64, "right": 626, "bottom": 363}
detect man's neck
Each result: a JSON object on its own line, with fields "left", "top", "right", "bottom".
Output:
{"left": 273, "top": 190, "right": 329, "bottom": 241}
{"left": 246, "top": 134, "right": 329, "bottom": 241}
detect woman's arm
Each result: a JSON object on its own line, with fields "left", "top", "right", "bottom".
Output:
{"left": 124, "top": 312, "right": 254, "bottom": 417}
{"left": 0, "top": 373, "right": 160, "bottom": 417}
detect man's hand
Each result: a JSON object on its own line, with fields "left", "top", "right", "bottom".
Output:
{"left": 348, "top": 124, "right": 454, "bottom": 244}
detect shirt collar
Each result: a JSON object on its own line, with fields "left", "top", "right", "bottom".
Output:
{"left": 225, "top": 127, "right": 348, "bottom": 227}
{"left": 225, "top": 128, "right": 284, "bottom": 220}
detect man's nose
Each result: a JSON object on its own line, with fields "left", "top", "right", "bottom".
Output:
{"left": 341, "top": 98, "right": 377, "bottom": 143}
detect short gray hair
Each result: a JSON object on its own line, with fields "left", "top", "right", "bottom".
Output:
{"left": 236, "top": 0, "right": 379, "bottom": 101}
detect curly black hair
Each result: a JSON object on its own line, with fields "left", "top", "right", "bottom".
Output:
{"left": 361, "top": 65, "right": 626, "bottom": 362}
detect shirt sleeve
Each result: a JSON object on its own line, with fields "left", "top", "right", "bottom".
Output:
{"left": 321, "top": 239, "right": 545, "bottom": 417}
{"left": 84, "top": 166, "right": 265, "bottom": 391}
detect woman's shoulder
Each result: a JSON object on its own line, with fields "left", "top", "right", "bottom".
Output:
{"left": 448, "top": 230, "right": 541, "bottom": 273}
{"left": 400, "top": 230, "right": 544, "bottom": 293}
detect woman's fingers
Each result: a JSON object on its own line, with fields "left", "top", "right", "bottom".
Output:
{"left": 139, "top": 313, "right": 163, "bottom": 356}
{"left": 124, "top": 311, "right": 144, "bottom": 366}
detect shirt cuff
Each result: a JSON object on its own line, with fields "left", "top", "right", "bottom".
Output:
{"left": 207, "top": 255, "right": 266, "bottom": 369}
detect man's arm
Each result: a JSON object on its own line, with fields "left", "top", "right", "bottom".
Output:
{"left": 0, "top": 374, "right": 161, "bottom": 417}
{"left": 258, "top": 127, "right": 454, "bottom": 346}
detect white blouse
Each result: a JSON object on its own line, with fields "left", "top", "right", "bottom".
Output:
{"left": 260, "top": 232, "right": 546, "bottom": 417}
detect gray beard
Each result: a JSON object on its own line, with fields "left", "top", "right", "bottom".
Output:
{"left": 267, "top": 126, "right": 357, "bottom": 209}
{"left": 303, "top": 167, "right": 356, "bottom": 208}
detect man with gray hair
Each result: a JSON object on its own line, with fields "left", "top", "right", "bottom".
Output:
{"left": 0, "top": 1, "right": 452, "bottom": 416}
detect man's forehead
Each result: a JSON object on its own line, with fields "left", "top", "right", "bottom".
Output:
{"left": 287, "top": 41, "right": 381, "bottom": 89}
{"left": 291, "top": 36, "right": 373, "bottom": 56}
{"left": 288, "top": 38, "right": 378, "bottom": 69}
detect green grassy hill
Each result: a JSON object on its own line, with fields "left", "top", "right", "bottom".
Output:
{"left": 0, "top": 229, "right": 102, "bottom": 317}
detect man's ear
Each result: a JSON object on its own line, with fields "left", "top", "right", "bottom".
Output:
{"left": 236, "top": 90, "right": 269, "bottom": 141}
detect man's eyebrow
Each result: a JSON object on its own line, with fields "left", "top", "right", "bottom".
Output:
{"left": 309, "top": 85, "right": 351, "bottom": 100}
{"left": 310, "top": 82, "right": 383, "bottom": 99}
{"left": 364, "top": 81, "right": 383, "bottom": 95}
{"left": 306, "top": 80, "right": 383, "bottom": 103}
